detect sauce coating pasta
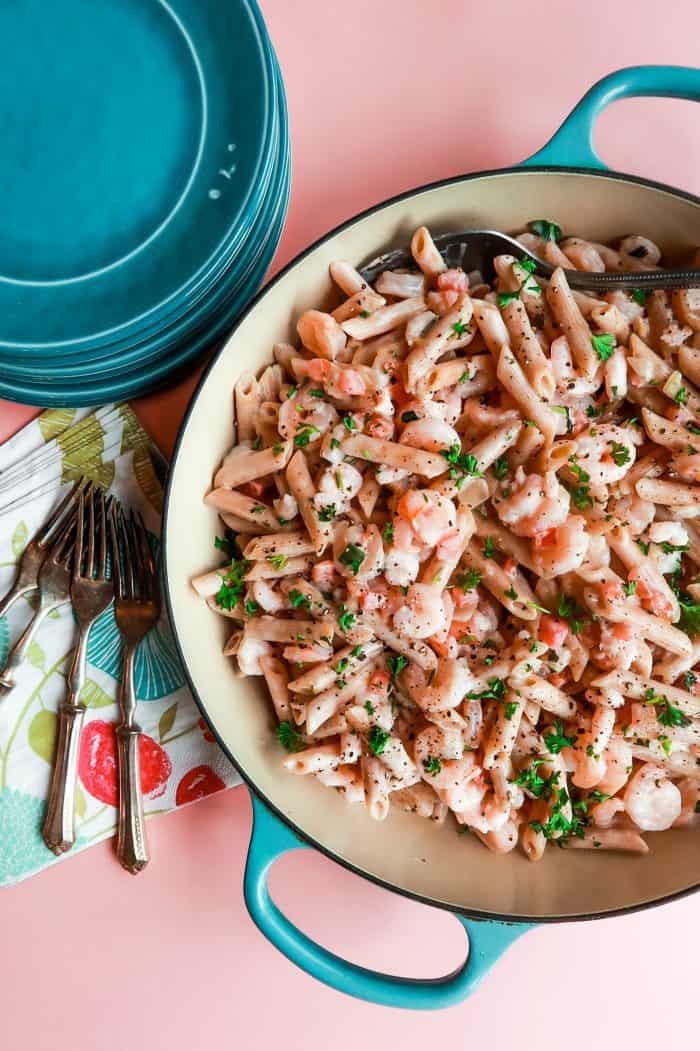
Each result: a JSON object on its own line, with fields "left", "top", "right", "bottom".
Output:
{"left": 194, "top": 223, "right": 700, "bottom": 859}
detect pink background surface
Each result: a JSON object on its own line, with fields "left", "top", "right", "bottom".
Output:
{"left": 2, "top": 0, "right": 699, "bottom": 1044}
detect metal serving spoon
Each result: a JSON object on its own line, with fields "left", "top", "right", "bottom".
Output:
{"left": 358, "top": 229, "right": 700, "bottom": 290}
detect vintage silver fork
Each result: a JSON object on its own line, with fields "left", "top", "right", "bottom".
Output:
{"left": 43, "top": 487, "right": 113, "bottom": 854}
{"left": 0, "top": 481, "right": 81, "bottom": 620}
{"left": 109, "top": 504, "right": 161, "bottom": 874}
{"left": 0, "top": 493, "right": 81, "bottom": 691}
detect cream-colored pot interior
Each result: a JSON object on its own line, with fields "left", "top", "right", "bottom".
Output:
{"left": 165, "top": 169, "right": 700, "bottom": 919}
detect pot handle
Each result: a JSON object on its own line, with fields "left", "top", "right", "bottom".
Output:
{"left": 243, "top": 793, "right": 533, "bottom": 1010}
{"left": 523, "top": 64, "right": 700, "bottom": 170}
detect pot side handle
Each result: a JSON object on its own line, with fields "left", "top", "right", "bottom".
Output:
{"left": 523, "top": 64, "right": 700, "bottom": 170}
{"left": 243, "top": 793, "right": 533, "bottom": 1010}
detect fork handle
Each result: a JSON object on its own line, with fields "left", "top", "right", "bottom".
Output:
{"left": 116, "top": 727, "right": 149, "bottom": 874}
{"left": 42, "top": 702, "right": 87, "bottom": 854}
{"left": 0, "top": 582, "right": 34, "bottom": 620}
{"left": 42, "top": 628, "right": 90, "bottom": 854}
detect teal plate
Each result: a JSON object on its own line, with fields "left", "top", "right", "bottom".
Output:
{"left": 0, "top": 0, "right": 276, "bottom": 351}
{"left": 0, "top": 49, "right": 290, "bottom": 405}
{"left": 0, "top": 41, "right": 287, "bottom": 380}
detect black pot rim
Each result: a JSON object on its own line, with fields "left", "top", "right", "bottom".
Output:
{"left": 162, "top": 161, "right": 700, "bottom": 925}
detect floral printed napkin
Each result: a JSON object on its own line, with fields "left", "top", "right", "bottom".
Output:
{"left": 0, "top": 404, "right": 239, "bottom": 887}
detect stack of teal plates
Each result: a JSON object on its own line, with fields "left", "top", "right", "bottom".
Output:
{"left": 0, "top": 0, "right": 290, "bottom": 407}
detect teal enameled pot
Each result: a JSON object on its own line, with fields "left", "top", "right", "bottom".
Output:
{"left": 163, "top": 66, "right": 700, "bottom": 1011}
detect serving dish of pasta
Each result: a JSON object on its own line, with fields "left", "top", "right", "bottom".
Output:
{"left": 191, "top": 222, "right": 700, "bottom": 860}
{"left": 164, "top": 65, "right": 700, "bottom": 1010}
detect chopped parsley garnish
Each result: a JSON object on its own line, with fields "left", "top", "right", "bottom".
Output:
{"left": 459, "top": 371, "right": 472, "bottom": 383}
{"left": 401, "top": 410, "right": 419, "bottom": 423}
{"left": 678, "top": 596, "right": 700, "bottom": 637}
{"left": 631, "top": 288, "right": 649, "bottom": 306}
{"left": 493, "top": 456, "right": 509, "bottom": 480}
{"left": 529, "top": 787, "right": 587, "bottom": 843}
{"left": 675, "top": 387, "right": 688, "bottom": 406}
{"left": 364, "top": 700, "right": 375, "bottom": 716}
{"left": 504, "top": 585, "right": 518, "bottom": 600}
{"left": 497, "top": 290, "right": 520, "bottom": 307}
{"left": 215, "top": 557, "right": 251, "bottom": 611}
{"left": 623, "top": 580, "right": 637, "bottom": 597}
{"left": 527, "top": 600, "right": 550, "bottom": 614}
{"left": 659, "top": 541, "right": 688, "bottom": 555}
{"left": 519, "top": 256, "right": 537, "bottom": 274}
{"left": 643, "top": 688, "right": 691, "bottom": 728}
{"left": 252, "top": 435, "right": 262, "bottom": 450}
{"left": 335, "top": 657, "right": 349, "bottom": 675}
{"left": 608, "top": 441, "right": 630, "bottom": 467}
{"left": 318, "top": 504, "right": 337, "bottom": 522}
{"left": 637, "top": 539, "right": 650, "bottom": 555}
{"left": 387, "top": 653, "right": 409, "bottom": 684}
{"left": 514, "top": 759, "right": 560, "bottom": 799}
{"left": 591, "top": 332, "right": 616, "bottom": 362}
{"left": 339, "top": 543, "right": 365, "bottom": 576}
{"left": 588, "top": 790, "right": 611, "bottom": 804}
{"left": 544, "top": 720, "right": 577, "bottom": 754}
{"left": 423, "top": 756, "right": 442, "bottom": 776}
{"left": 456, "top": 569, "right": 482, "bottom": 592}
{"left": 440, "top": 444, "right": 483, "bottom": 485}
{"left": 272, "top": 443, "right": 284, "bottom": 455}
{"left": 252, "top": 504, "right": 266, "bottom": 514}
{"left": 330, "top": 438, "right": 341, "bottom": 450}
{"left": 451, "top": 321, "right": 469, "bottom": 336}
{"left": 309, "top": 388, "right": 325, "bottom": 398}
{"left": 684, "top": 670, "right": 696, "bottom": 692}
{"left": 294, "top": 425, "right": 320, "bottom": 448}
{"left": 342, "top": 415, "right": 356, "bottom": 432}
{"left": 286, "top": 385, "right": 298, "bottom": 399}
{"left": 586, "top": 404, "right": 603, "bottom": 418}
{"left": 267, "top": 554, "right": 288, "bottom": 571}
{"left": 277, "top": 721, "right": 305, "bottom": 752}
{"left": 503, "top": 701, "right": 518, "bottom": 720}
{"left": 244, "top": 599, "right": 260, "bottom": 617}
{"left": 659, "top": 735, "right": 673, "bottom": 757}
{"left": 383, "top": 521, "right": 394, "bottom": 544}
{"left": 359, "top": 309, "right": 370, "bottom": 318}
{"left": 351, "top": 645, "right": 365, "bottom": 659}
{"left": 466, "top": 677, "right": 506, "bottom": 702}
{"left": 368, "top": 726, "right": 390, "bottom": 756}
{"left": 483, "top": 537, "right": 496, "bottom": 560}
{"left": 214, "top": 532, "right": 241, "bottom": 560}
{"left": 552, "top": 404, "right": 573, "bottom": 433}
{"left": 338, "top": 605, "right": 355, "bottom": 632}
{"left": 557, "top": 593, "right": 586, "bottom": 635}
{"left": 528, "top": 219, "right": 562, "bottom": 243}
{"left": 288, "top": 589, "right": 312, "bottom": 611}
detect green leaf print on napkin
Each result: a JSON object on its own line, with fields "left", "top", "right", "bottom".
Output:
{"left": 133, "top": 444, "right": 163, "bottom": 513}
{"left": 79, "top": 678, "right": 114, "bottom": 709}
{"left": 38, "top": 408, "right": 77, "bottom": 443}
{"left": 11, "top": 521, "right": 28, "bottom": 560}
{"left": 75, "top": 784, "right": 87, "bottom": 819}
{"left": 28, "top": 710, "right": 57, "bottom": 763}
{"left": 27, "top": 639, "right": 46, "bottom": 671}
{"left": 158, "top": 702, "right": 178, "bottom": 740}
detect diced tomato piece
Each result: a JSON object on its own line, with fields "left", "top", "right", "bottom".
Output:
{"left": 539, "top": 614, "right": 569, "bottom": 649}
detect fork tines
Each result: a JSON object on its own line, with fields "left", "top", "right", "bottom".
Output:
{"left": 75, "top": 486, "right": 110, "bottom": 581}
{"left": 109, "top": 503, "right": 159, "bottom": 603}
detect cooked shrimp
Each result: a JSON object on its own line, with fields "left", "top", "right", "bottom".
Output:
{"left": 397, "top": 489, "right": 456, "bottom": 547}
{"left": 237, "top": 636, "right": 272, "bottom": 675}
{"left": 496, "top": 469, "right": 570, "bottom": 538}
{"left": 404, "top": 657, "right": 474, "bottom": 710}
{"left": 624, "top": 762, "right": 682, "bottom": 831}
{"left": 532, "top": 516, "right": 589, "bottom": 577}
{"left": 573, "top": 423, "right": 637, "bottom": 485}
{"left": 250, "top": 580, "right": 284, "bottom": 614}
{"left": 314, "top": 463, "right": 363, "bottom": 515}
{"left": 393, "top": 583, "right": 449, "bottom": 639}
